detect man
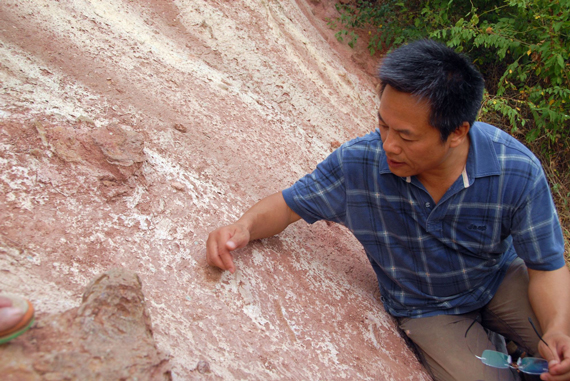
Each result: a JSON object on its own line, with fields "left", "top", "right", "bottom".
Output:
{"left": 206, "top": 39, "right": 570, "bottom": 380}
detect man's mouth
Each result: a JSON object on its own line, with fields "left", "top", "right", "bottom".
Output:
{"left": 387, "top": 158, "right": 405, "bottom": 166}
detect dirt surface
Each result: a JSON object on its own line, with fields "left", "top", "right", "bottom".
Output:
{"left": 0, "top": 0, "right": 429, "bottom": 379}
{"left": 1, "top": 268, "right": 171, "bottom": 380}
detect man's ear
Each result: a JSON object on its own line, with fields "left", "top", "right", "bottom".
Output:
{"left": 449, "top": 121, "right": 470, "bottom": 148}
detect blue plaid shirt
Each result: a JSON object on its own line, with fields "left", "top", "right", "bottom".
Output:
{"left": 283, "top": 122, "right": 565, "bottom": 318}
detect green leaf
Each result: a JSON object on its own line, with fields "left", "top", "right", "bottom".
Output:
{"left": 471, "top": 14, "right": 479, "bottom": 26}
{"left": 556, "top": 55, "right": 565, "bottom": 69}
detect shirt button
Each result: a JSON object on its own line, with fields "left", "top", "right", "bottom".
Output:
{"left": 425, "top": 202, "right": 431, "bottom": 208}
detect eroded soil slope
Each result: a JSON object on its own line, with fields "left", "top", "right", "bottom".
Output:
{"left": 0, "top": 0, "right": 429, "bottom": 379}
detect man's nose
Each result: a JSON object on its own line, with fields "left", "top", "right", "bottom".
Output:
{"left": 382, "top": 131, "right": 400, "bottom": 154}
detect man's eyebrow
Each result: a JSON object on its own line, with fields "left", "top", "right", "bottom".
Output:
{"left": 377, "top": 111, "right": 414, "bottom": 136}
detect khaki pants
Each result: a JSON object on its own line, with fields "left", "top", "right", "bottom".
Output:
{"left": 397, "top": 258, "right": 541, "bottom": 381}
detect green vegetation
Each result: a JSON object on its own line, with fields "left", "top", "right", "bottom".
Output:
{"left": 329, "top": 0, "right": 570, "bottom": 260}
{"left": 329, "top": 0, "right": 569, "bottom": 152}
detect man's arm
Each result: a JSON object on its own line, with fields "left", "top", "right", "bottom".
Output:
{"left": 528, "top": 265, "right": 570, "bottom": 381}
{"left": 206, "top": 191, "right": 301, "bottom": 273}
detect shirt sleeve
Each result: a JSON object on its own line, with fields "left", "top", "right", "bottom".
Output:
{"left": 282, "top": 147, "right": 347, "bottom": 225}
{"left": 510, "top": 165, "right": 566, "bottom": 271}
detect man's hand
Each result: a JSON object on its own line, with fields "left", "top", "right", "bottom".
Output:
{"left": 529, "top": 266, "right": 570, "bottom": 381}
{"left": 206, "top": 223, "right": 251, "bottom": 274}
{"left": 205, "top": 192, "right": 301, "bottom": 274}
{"left": 540, "top": 331, "right": 570, "bottom": 381}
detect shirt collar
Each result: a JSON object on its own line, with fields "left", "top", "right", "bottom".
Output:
{"left": 465, "top": 122, "right": 501, "bottom": 181}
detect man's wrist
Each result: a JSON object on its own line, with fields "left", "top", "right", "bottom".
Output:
{"left": 234, "top": 219, "right": 254, "bottom": 239}
{"left": 543, "top": 324, "right": 570, "bottom": 338}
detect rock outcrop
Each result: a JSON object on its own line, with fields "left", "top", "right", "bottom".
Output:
{"left": 0, "top": 268, "right": 171, "bottom": 380}
{"left": 0, "top": 0, "right": 430, "bottom": 379}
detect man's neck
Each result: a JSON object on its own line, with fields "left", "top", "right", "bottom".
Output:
{"left": 417, "top": 137, "right": 470, "bottom": 204}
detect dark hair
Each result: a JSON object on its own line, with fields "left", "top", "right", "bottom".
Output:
{"left": 378, "top": 39, "right": 485, "bottom": 141}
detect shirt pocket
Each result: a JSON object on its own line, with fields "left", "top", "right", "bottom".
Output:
{"left": 442, "top": 214, "right": 508, "bottom": 258}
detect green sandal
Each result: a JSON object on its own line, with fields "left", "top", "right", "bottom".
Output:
{"left": 0, "top": 294, "right": 35, "bottom": 344}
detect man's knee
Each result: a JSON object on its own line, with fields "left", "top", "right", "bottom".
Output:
{"left": 398, "top": 314, "right": 516, "bottom": 381}
{"left": 483, "top": 258, "right": 541, "bottom": 356}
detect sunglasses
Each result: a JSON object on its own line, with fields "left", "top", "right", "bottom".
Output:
{"left": 477, "top": 349, "right": 548, "bottom": 375}
{"left": 466, "top": 317, "right": 551, "bottom": 376}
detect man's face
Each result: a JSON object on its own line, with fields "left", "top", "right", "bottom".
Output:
{"left": 378, "top": 85, "right": 455, "bottom": 180}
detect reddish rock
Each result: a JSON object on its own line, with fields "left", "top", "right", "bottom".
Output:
{"left": 0, "top": 0, "right": 429, "bottom": 379}
{"left": 173, "top": 123, "right": 188, "bottom": 133}
{"left": 0, "top": 268, "right": 171, "bottom": 381}
{"left": 92, "top": 125, "right": 145, "bottom": 165}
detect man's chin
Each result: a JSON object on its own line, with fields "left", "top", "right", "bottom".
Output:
{"left": 387, "top": 164, "right": 410, "bottom": 177}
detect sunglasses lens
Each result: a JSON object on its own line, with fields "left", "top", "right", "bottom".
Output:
{"left": 518, "top": 357, "right": 548, "bottom": 375}
{"left": 480, "top": 350, "right": 510, "bottom": 369}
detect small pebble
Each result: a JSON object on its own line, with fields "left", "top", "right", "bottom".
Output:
{"left": 171, "top": 182, "right": 185, "bottom": 191}
{"left": 173, "top": 123, "right": 187, "bottom": 133}
{"left": 197, "top": 360, "right": 210, "bottom": 374}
